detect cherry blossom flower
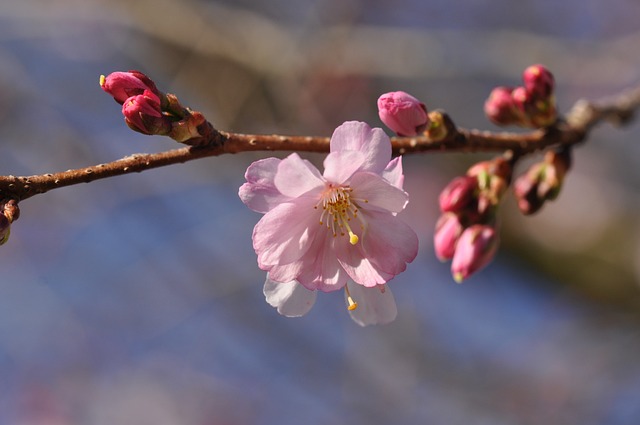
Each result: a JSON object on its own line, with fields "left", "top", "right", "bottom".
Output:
{"left": 240, "top": 121, "right": 418, "bottom": 325}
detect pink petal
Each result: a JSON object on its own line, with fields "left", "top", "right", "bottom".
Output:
{"left": 267, "top": 260, "right": 307, "bottom": 283}
{"left": 334, "top": 241, "right": 393, "bottom": 287}
{"left": 350, "top": 171, "right": 409, "bottom": 213}
{"left": 382, "top": 157, "right": 404, "bottom": 189}
{"left": 346, "top": 282, "right": 397, "bottom": 326}
{"left": 322, "top": 150, "right": 366, "bottom": 184}
{"left": 361, "top": 210, "right": 419, "bottom": 276}
{"left": 295, "top": 231, "right": 349, "bottom": 292}
{"left": 274, "top": 153, "right": 324, "bottom": 198}
{"left": 253, "top": 197, "right": 319, "bottom": 267}
{"left": 239, "top": 158, "right": 292, "bottom": 213}
{"left": 329, "top": 121, "right": 391, "bottom": 174}
{"left": 264, "top": 276, "right": 317, "bottom": 317}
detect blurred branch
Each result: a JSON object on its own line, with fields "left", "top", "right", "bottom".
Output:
{"left": 1, "top": 81, "right": 639, "bottom": 203}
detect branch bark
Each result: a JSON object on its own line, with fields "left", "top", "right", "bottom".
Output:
{"left": 1, "top": 83, "right": 639, "bottom": 203}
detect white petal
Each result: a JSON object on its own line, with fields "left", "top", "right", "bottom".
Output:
{"left": 264, "top": 276, "right": 317, "bottom": 317}
{"left": 345, "top": 281, "right": 397, "bottom": 326}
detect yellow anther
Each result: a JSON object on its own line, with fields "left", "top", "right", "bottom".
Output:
{"left": 99, "top": 74, "right": 106, "bottom": 87}
{"left": 345, "top": 286, "right": 358, "bottom": 311}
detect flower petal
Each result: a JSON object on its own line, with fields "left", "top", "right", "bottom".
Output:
{"left": 334, "top": 241, "right": 393, "bottom": 287}
{"left": 253, "top": 197, "right": 319, "bottom": 267}
{"left": 239, "top": 158, "right": 292, "bottom": 213}
{"left": 322, "top": 150, "right": 366, "bottom": 183}
{"left": 329, "top": 121, "right": 391, "bottom": 174}
{"left": 295, "top": 231, "right": 349, "bottom": 292}
{"left": 361, "top": 210, "right": 419, "bottom": 276}
{"left": 264, "top": 276, "right": 317, "bottom": 317}
{"left": 274, "top": 153, "right": 325, "bottom": 198}
{"left": 346, "top": 281, "right": 397, "bottom": 326}
{"left": 350, "top": 171, "right": 409, "bottom": 213}
{"left": 382, "top": 157, "right": 404, "bottom": 189}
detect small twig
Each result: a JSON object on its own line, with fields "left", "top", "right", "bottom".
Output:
{"left": 1, "top": 83, "right": 639, "bottom": 203}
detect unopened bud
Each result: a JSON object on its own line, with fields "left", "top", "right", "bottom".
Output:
{"left": 451, "top": 224, "right": 499, "bottom": 283}
{"left": 484, "top": 86, "right": 521, "bottom": 126}
{"left": 439, "top": 176, "right": 477, "bottom": 213}
{"left": 122, "top": 90, "right": 172, "bottom": 136}
{"left": 486, "top": 65, "right": 558, "bottom": 128}
{"left": 523, "top": 64, "right": 554, "bottom": 99}
{"left": 377, "top": 91, "right": 429, "bottom": 136}
{"left": 513, "top": 147, "right": 571, "bottom": 215}
{"left": 434, "top": 213, "right": 464, "bottom": 261}
{"left": 100, "top": 70, "right": 161, "bottom": 105}
{"left": 466, "top": 156, "right": 512, "bottom": 217}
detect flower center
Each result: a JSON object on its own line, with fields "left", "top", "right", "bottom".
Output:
{"left": 315, "top": 184, "right": 366, "bottom": 245}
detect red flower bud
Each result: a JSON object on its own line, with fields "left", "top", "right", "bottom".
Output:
{"left": 434, "top": 213, "right": 464, "bottom": 261}
{"left": 377, "top": 91, "right": 429, "bottom": 136}
{"left": 523, "top": 64, "right": 555, "bottom": 99}
{"left": 100, "top": 70, "right": 161, "bottom": 105}
{"left": 122, "top": 90, "right": 171, "bottom": 135}
{"left": 451, "top": 225, "right": 499, "bottom": 283}
{"left": 439, "top": 176, "right": 478, "bottom": 213}
{"left": 484, "top": 86, "right": 520, "bottom": 126}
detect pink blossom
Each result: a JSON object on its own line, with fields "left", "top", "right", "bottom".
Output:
{"left": 451, "top": 225, "right": 499, "bottom": 283}
{"left": 377, "top": 91, "right": 429, "bottom": 136}
{"left": 100, "top": 70, "right": 161, "bottom": 105}
{"left": 240, "top": 121, "right": 418, "bottom": 325}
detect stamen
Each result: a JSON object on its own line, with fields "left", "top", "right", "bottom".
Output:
{"left": 345, "top": 286, "right": 358, "bottom": 311}
{"left": 343, "top": 220, "right": 359, "bottom": 245}
{"left": 315, "top": 184, "right": 365, "bottom": 245}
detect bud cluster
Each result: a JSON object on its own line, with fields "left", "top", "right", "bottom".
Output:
{"left": 100, "top": 71, "right": 211, "bottom": 145}
{"left": 513, "top": 147, "right": 572, "bottom": 215}
{"left": 484, "top": 64, "right": 557, "bottom": 128}
{"left": 434, "top": 156, "right": 512, "bottom": 282}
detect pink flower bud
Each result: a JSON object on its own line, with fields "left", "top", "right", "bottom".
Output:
{"left": 377, "top": 91, "right": 429, "bottom": 136}
{"left": 451, "top": 225, "right": 499, "bottom": 283}
{"left": 484, "top": 86, "right": 520, "bottom": 126}
{"left": 439, "top": 176, "right": 477, "bottom": 213}
{"left": 100, "top": 70, "right": 161, "bottom": 105}
{"left": 122, "top": 90, "right": 171, "bottom": 135}
{"left": 434, "top": 213, "right": 464, "bottom": 261}
{"left": 523, "top": 64, "right": 554, "bottom": 99}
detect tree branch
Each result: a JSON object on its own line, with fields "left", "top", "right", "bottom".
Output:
{"left": 1, "top": 82, "right": 639, "bottom": 203}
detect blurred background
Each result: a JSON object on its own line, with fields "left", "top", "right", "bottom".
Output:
{"left": 1, "top": 0, "right": 640, "bottom": 423}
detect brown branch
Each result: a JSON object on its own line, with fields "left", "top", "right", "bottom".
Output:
{"left": 1, "top": 83, "right": 639, "bottom": 203}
